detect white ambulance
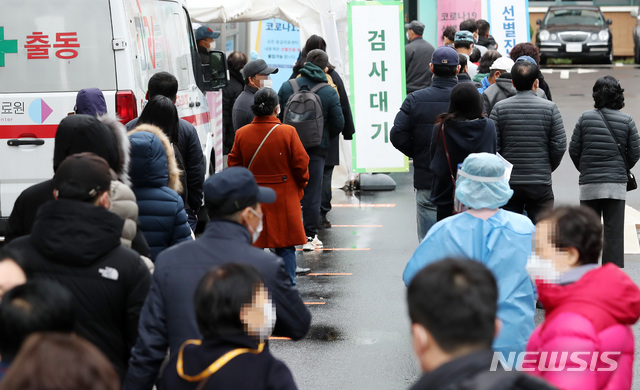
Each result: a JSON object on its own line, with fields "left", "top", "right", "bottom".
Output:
{"left": 0, "top": 0, "right": 226, "bottom": 235}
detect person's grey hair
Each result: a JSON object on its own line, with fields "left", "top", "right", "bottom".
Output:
{"left": 306, "top": 49, "right": 329, "bottom": 70}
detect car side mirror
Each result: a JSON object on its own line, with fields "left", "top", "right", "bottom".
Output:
{"left": 631, "top": 8, "right": 638, "bottom": 18}
{"left": 205, "top": 50, "right": 228, "bottom": 91}
{"left": 536, "top": 19, "right": 542, "bottom": 25}
{"left": 606, "top": 19, "right": 612, "bottom": 25}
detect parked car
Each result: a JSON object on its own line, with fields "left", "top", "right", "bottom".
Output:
{"left": 536, "top": 5, "right": 612, "bottom": 64}
{"left": 632, "top": 6, "right": 640, "bottom": 64}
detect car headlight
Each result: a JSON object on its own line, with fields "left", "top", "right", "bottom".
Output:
{"left": 550, "top": 33, "right": 557, "bottom": 41}
{"left": 539, "top": 30, "right": 550, "bottom": 41}
{"left": 591, "top": 33, "right": 598, "bottom": 41}
{"left": 598, "top": 30, "right": 609, "bottom": 41}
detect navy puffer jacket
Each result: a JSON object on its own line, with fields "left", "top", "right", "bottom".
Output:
{"left": 129, "top": 125, "right": 192, "bottom": 260}
{"left": 570, "top": 108, "right": 640, "bottom": 185}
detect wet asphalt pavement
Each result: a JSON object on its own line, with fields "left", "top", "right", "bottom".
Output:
{"left": 270, "top": 65, "right": 640, "bottom": 390}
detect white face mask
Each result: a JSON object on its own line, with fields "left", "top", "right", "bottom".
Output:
{"left": 406, "top": 31, "right": 411, "bottom": 41}
{"left": 526, "top": 254, "right": 560, "bottom": 284}
{"left": 258, "top": 299, "right": 276, "bottom": 340}
{"left": 247, "top": 208, "right": 263, "bottom": 244}
{"left": 260, "top": 79, "right": 273, "bottom": 89}
{"left": 207, "top": 40, "right": 216, "bottom": 52}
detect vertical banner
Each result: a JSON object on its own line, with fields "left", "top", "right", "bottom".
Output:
{"left": 488, "top": 0, "right": 530, "bottom": 56}
{"left": 348, "top": 1, "right": 408, "bottom": 173}
{"left": 436, "top": 0, "right": 481, "bottom": 46}
{"left": 256, "top": 19, "right": 301, "bottom": 93}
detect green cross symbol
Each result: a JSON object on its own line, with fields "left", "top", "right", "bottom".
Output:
{"left": 0, "top": 27, "right": 18, "bottom": 67}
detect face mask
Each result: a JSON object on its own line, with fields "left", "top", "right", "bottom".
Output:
{"left": 275, "top": 105, "right": 280, "bottom": 117}
{"left": 258, "top": 299, "right": 276, "bottom": 340}
{"left": 260, "top": 79, "right": 273, "bottom": 89}
{"left": 406, "top": 32, "right": 411, "bottom": 41}
{"left": 526, "top": 254, "right": 560, "bottom": 284}
{"left": 247, "top": 208, "right": 263, "bottom": 244}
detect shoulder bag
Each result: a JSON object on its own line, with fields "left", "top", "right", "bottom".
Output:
{"left": 247, "top": 124, "right": 280, "bottom": 171}
{"left": 596, "top": 109, "right": 637, "bottom": 191}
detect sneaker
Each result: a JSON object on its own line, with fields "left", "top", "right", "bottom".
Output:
{"left": 295, "top": 266, "right": 311, "bottom": 275}
{"left": 302, "top": 235, "right": 323, "bottom": 251}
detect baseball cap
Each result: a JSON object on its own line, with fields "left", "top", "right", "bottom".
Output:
{"left": 516, "top": 55, "right": 538, "bottom": 64}
{"left": 241, "top": 59, "right": 279, "bottom": 79}
{"left": 431, "top": 46, "right": 459, "bottom": 66}
{"left": 204, "top": 167, "right": 276, "bottom": 215}
{"left": 54, "top": 153, "right": 114, "bottom": 201}
{"left": 489, "top": 57, "right": 515, "bottom": 72}
{"left": 195, "top": 26, "right": 220, "bottom": 41}
{"left": 405, "top": 20, "right": 425, "bottom": 36}
{"left": 454, "top": 30, "right": 475, "bottom": 43}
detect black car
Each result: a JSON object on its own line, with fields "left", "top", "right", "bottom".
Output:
{"left": 536, "top": 5, "right": 613, "bottom": 64}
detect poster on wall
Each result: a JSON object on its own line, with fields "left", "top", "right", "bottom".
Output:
{"left": 437, "top": 0, "right": 481, "bottom": 46}
{"left": 255, "top": 19, "right": 301, "bottom": 92}
{"left": 348, "top": 1, "right": 408, "bottom": 173}
{"left": 488, "top": 0, "right": 530, "bottom": 56}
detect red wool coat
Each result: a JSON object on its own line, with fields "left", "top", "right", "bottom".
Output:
{"left": 228, "top": 116, "right": 309, "bottom": 248}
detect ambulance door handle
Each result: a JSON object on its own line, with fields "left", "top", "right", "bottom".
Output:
{"left": 8, "top": 139, "right": 45, "bottom": 146}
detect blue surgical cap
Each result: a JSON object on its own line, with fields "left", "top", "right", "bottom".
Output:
{"left": 455, "top": 153, "right": 513, "bottom": 210}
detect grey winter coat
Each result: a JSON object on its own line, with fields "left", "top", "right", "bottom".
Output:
{"left": 490, "top": 90, "right": 566, "bottom": 186}
{"left": 405, "top": 37, "right": 435, "bottom": 94}
{"left": 569, "top": 108, "right": 640, "bottom": 185}
{"left": 483, "top": 78, "right": 547, "bottom": 116}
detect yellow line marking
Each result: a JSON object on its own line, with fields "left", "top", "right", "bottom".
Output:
{"left": 269, "top": 337, "right": 291, "bottom": 340}
{"left": 304, "top": 302, "right": 327, "bottom": 305}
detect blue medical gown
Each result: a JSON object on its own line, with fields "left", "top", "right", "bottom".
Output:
{"left": 403, "top": 210, "right": 536, "bottom": 355}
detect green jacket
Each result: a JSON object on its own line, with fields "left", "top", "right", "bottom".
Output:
{"left": 278, "top": 62, "right": 344, "bottom": 156}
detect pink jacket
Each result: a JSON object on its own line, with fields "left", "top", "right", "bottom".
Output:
{"left": 524, "top": 264, "right": 640, "bottom": 390}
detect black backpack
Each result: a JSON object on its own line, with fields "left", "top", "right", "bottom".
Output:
{"left": 283, "top": 79, "right": 328, "bottom": 149}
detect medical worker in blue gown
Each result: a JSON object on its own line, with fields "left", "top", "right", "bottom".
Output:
{"left": 403, "top": 153, "right": 535, "bottom": 356}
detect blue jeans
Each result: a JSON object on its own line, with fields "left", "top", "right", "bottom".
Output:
{"left": 416, "top": 189, "right": 437, "bottom": 242}
{"left": 302, "top": 154, "right": 325, "bottom": 237}
{"left": 276, "top": 246, "right": 297, "bottom": 285}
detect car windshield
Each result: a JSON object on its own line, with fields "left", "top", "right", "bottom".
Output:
{"left": 544, "top": 9, "right": 604, "bottom": 26}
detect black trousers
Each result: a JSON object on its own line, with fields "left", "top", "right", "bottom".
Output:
{"left": 320, "top": 165, "right": 334, "bottom": 216}
{"left": 503, "top": 184, "right": 554, "bottom": 224}
{"left": 581, "top": 199, "right": 625, "bottom": 268}
{"left": 436, "top": 204, "right": 454, "bottom": 221}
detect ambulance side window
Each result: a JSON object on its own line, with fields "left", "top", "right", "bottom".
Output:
{"left": 134, "top": 17, "right": 150, "bottom": 72}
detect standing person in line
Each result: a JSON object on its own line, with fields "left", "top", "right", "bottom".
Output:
{"left": 228, "top": 88, "right": 310, "bottom": 283}
{"left": 429, "top": 83, "right": 497, "bottom": 220}
{"left": 476, "top": 19, "right": 498, "bottom": 50}
{"left": 4, "top": 153, "right": 152, "bottom": 379}
{"left": 233, "top": 59, "right": 279, "bottom": 132}
{"left": 0, "top": 333, "right": 121, "bottom": 390}
{"left": 524, "top": 206, "right": 640, "bottom": 389}
{"left": 222, "top": 51, "right": 248, "bottom": 157}
{"left": 126, "top": 72, "right": 205, "bottom": 232}
{"left": 404, "top": 20, "right": 436, "bottom": 94}
{"left": 128, "top": 125, "right": 193, "bottom": 260}
{"left": 159, "top": 263, "right": 298, "bottom": 390}
{"left": 442, "top": 26, "right": 457, "bottom": 47}
{"left": 404, "top": 153, "right": 536, "bottom": 356}
{"left": 407, "top": 258, "right": 555, "bottom": 390}
{"left": 390, "top": 46, "right": 459, "bottom": 241}
{"left": 509, "top": 43, "right": 552, "bottom": 101}
{"left": 290, "top": 35, "right": 356, "bottom": 229}
{"left": 278, "top": 49, "right": 344, "bottom": 250}
{"left": 490, "top": 59, "right": 566, "bottom": 223}
{"left": 473, "top": 50, "right": 501, "bottom": 88}
{"left": 125, "top": 167, "right": 310, "bottom": 390}
{"left": 453, "top": 31, "right": 478, "bottom": 79}
{"left": 459, "top": 19, "right": 487, "bottom": 56}
{"left": 569, "top": 76, "right": 640, "bottom": 268}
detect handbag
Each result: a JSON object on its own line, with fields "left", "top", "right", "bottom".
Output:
{"left": 596, "top": 110, "right": 637, "bottom": 191}
{"left": 247, "top": 124, "right": 280, "bottom": 171}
